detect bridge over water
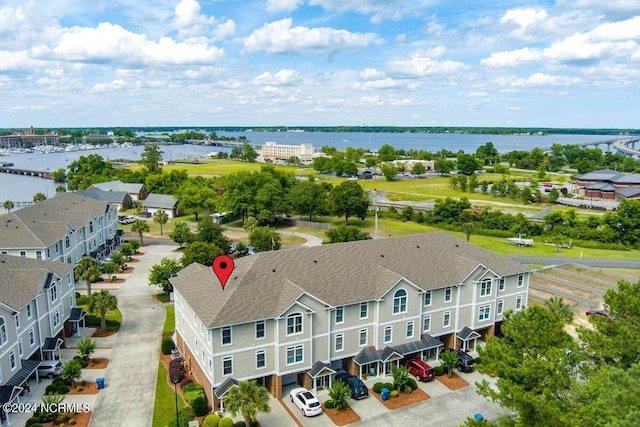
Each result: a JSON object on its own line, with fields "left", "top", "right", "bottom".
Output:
{"left": 0, "top": 166, "right": 52, "bottom": 179}
{"left": 540, "top": 137, "right": 640, "bottom": 158}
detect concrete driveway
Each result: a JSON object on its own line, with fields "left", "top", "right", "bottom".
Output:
{"left": 89, "top": 239, "right": 180, "bottom": 427}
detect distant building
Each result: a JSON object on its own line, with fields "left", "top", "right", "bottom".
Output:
{"left": 575, "top": 169, "right": 640, "bottom": 200}
{"left": 142, "top": 193, "right": 179, "bottom": 218}
{"left": 89, "top": 180, "right": 148, "bottom": 201}
{"left": 261, "top": 142, "right": 316, "bottom": 162}
{"left": 81, "top": 133, "right": 120, "bottom": 144}
{"left": 76, "top": 188, "right": 133, "bottom": 212}
{"left": 1, "top": 127, "right": 59, "bottom": 149}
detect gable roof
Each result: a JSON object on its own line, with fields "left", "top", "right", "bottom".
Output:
{"left": 616, "top": 186, "right": 640, "bottom": 198}
{"left": 76, "top": 188, "right": 130, "bottom": 204}
{"left": 143, "top": 193, "right": 177, "bottom": 209}
{"left": 0, "top": 254, "right": 74, "bottom": 310}
{"left": 0, "top": 193, "right": 110, "bottom": 249}
{"left": 171, "top": 232, "right": 529, "bottom": 328}
{"left": 576, "top": 169, "right": 640, "bottom": 184}
{"left": 90, "top": 180, "right": 145, "bottom": 194}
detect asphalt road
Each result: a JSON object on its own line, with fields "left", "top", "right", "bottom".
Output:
{"left": 510, "top": 256, "right": 640, "bottom": 269}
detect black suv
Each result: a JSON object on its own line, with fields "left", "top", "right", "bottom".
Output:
{"left": 335, "top": 372, "right": 369, "bottom": 399}
{"left": 456, "top": 350, "right": 475, "bottom": 373}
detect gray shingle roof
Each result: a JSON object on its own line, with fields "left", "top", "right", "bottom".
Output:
{"left": 76, "top": 188, "right": 129, "bottom": 204}
{"left": 0, "top": 192, "right": 110, "bottom": 249}
{"left": 0, "top": 254, "right": 74, "bottom": 310}
{"left": 143, "top": 193, "right": 177, "bottom": 209}
{"left": 616, "top": 187, "right": 640, "bottom": 198}
{"left": 171, "top": 232, "right": 529, "bottom": 328}
{"left": 91, "top": 180, "right": 144, "bottom": 194}
{"left": 576, "top": 169, "right": 640, "bottom": 184}
{"left": 393, "top": 334, "right": 444, "bottom": 356}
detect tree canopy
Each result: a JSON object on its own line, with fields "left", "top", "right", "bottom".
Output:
{"left": 328, "top": 181, "right": 369, "bottom": 224}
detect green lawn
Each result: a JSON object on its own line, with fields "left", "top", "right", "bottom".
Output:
{"left": 163, "top": 305, "right": 175, "bottom": 336}
{"left": 163, "top": 158, "right": 313, "bottom": 177}
{"left": 77, "top": 304, "right": 122, "bottom": 332}
{"left": 152, "top": 361, "right": 185, "bottom": 427}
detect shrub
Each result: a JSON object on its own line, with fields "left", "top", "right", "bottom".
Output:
{"left": 69, "top": 420, "right": 76, "bottom": 425}
{"left": 57, "top": 385, "right": 70, "bottom": 394}
{"left": 204, "top": 413, "right": 221, "bottom": 427}
{"left": 52, "top": 377, "right": 65, "bottom": 386}
{"left": 372, "top": 382, "right": 385, "bottom": 393}
{"left": 383, "top": 383, "right": 394, "bottom": 391}
{"left": 191, "top": 395, "right": 208, "bottom": 417}
{"left": 180, "top": 378, "right": 193, "bottom": 388}
{"left": 168, "top": 407, "right": 195, "bottom": 427}
{"left": 407, "top": 378, "right": 418, "bottom": 391}
{"left": 161, "top": 338, "right": 175, "bottom": 355}
{"left": 76, "top": 386, "right": 84, "bottom": 392}
{"left": 168, "top": 358, "right": 184, "bottom": 383}
{"left": 324, "top": 399, "right": 336, "bottom": 409}
{"left": 434, "top": 366, "right": 445, "bottom": 376}
{"left": 404, "top": 385, "right": 412, "bottom": 394}
{"left": 218, "top": 417, "right": 234, "bottom": 427}
{"left": 73, "top": 355, "right": 88, "bottom": 368}
{"left": 390, "top": 390, "right": 399, "bottom": 398}
{"left": 184, "top": 389, "right": 206, "bottom": 406}
{"left": 45, "top": 384, "right": 58, "bottom": 394}
{"left": 29, "top": 424, "right": 42, "bottom": 427}
{"left": 182, "top": 382, "right": 203, "bottom": 394}
{"left": 26, "top": 418, "right": 41, "bottom": 427}
{"left": 234, "top": 422, "right": 246, "bottom": 427}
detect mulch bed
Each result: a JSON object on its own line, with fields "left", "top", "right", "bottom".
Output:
{"left": 121, "top": 266, "right": 134, "bottom": 274}
{"left": 323, "top": 403, "right": 361, "bottom": 426}
{"left": 436, "top": 372, "right": 470, "bottom": 390}
{"left": 84, "top": 358, "right": 109, "bottom": 369}
{"left": 42, "top": 411, "right": 92, "bottom": 427}
{"left": 92, "top": 329, "right": 117, "bottom": 338}
{"left": 67, "top": 381, "right": 99, "bottom": 395}
{"left": 371, "top": 387, "right": 430, "bottom": 409}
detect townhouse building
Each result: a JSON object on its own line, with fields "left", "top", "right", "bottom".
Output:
{"left": 0, "top": 192, "right": 120, "bottom": 263}
{"left": 0, "top": 255, "right": 83, "bottom": 422}
{"left": 171, "top": 232, "right": 529, "bottom": 409}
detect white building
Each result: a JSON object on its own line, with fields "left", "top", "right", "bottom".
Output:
{"left": 260, "top": 142, "right": 316, "bottom": 162}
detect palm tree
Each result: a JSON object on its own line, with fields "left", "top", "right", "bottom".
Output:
{"left": 224, "top": 380, "right": 271, "bottom": 426}
{"left": 2, "top": 200, "right": 14, "bottom": 213}
{"left": 33, "top": 192, "right": 46, "bottom": 202}
{"left": 89, "top": 290, "right": 118, "bottom": 332}
{"left": 76, "top": 337, "right": 97, "bottom": 363}
{"left": 545, "top": 296, "right": 574, "bottom": 323}
{"left": 75, "top": 256, "right": 101, "bottom": 296}
{"left": 153, "top": 209, "right": 169, "bottom": 235}
{"left": 131, "top": 220, "right": 150, "bottom": 244}
{"left": 462, "top": 222, "right": 474, "bottom": 242}
{"left": 441, "top": 349, "right": 458, "bottom": 378}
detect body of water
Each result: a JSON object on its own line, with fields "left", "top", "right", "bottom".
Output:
{"left": 0, "top": 132, "right": 614, "bottom": 213}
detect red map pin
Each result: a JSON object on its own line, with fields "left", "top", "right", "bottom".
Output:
{"left": 212, "top": 255, "right": 234, "bottom": 290}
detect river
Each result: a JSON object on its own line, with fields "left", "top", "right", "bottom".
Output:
{"left": 0, "top": 132, "right": 611, "bottom": 213}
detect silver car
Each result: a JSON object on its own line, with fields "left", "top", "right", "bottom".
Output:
{"left": 38, "top": 360, "right": 62, "bottom": 379}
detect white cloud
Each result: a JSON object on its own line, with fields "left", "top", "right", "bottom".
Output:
{"left": 174, "top": 0, "right": 201, "bottom": 28}
{"left": 501, "top": 8, "right": 548, "bottom": 28}
{"left": 43, "top": 22, "right": 224, "bottom": 65}
{"left": 243, "top": 18, "right": 377, "bottom": 56}
{"left": 386, "top": 50, "right": 468, "bottom": 78}
{"left": 90, "top": 79, "right": 129, "bottom": 93}
{"left": 360, "top": 68, "right": 385, "bottom": 80}
{"left": 266, "top": 0, "right": 303, "bottom": 12}
{"left": 511, "top": 73, "right": 582, "bottom": 87}
{"left": 254, "top": 69, "right": 301, "bottom": 85}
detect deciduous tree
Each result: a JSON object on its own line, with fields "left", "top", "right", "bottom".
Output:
{"left": 149, "top": 258, "right": 183, "bottom": 294}
{"left": 329, "top": 181, "right": 369, "bottom": 224}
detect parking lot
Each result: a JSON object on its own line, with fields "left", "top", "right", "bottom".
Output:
{"left": 272, "top": 369, "right": 502, "bottom": 427}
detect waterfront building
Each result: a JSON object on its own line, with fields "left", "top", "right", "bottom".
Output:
{"left": 260, "top": 141, "right": 316, "bottom": 162}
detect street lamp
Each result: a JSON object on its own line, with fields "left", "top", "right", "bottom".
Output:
{"left": 172, "top": 375, "right": 180, "bottom": 427}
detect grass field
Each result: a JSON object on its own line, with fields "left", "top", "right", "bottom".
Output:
{"left": 76, "top": 296, "right": 123, "bottom": 332}
{"left": 163, "top": 305, "right": 175, "bottom": 336}
{"left": 163, "top": 158, "right": 315, "bottom": 177}
{"left": 152, "top": 361, "right": 185, "bottom": 427}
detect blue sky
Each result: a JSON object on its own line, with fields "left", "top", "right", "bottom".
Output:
{"left": 1, "top": 0, "right": 639, "bottom": 128}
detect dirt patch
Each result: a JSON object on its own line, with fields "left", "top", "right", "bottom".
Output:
{"left": 67, "top": 381, "right": 99, "bottom": 395}
{"left": 529, "top": 288, "right": 578, "bottom": 306}
{"left": 84, "top": 358, "right": 109, "bottom": 369}
{"left": 121, "top": 266, "right": 134, "bottom": 274}
{"left": 530, "top": 276, "right": 595, "bottom": 299}
{"left": 436, "top": 372, "right": 470, "bottom": 390}
{"left": 546, "top": 269, "right": 617, "bottom": 290}
{"left": 370, "top": 387, "right": 430, "bottom": 409}
{"left": 92, "top": 330, "right": 117, "bottom": 338}
{"left": 323, "top": 403, "right": 361, "bottom": 426}
{"left": 129, "top": 258, "right": 140, "bottom": 263}
{"left": 41, "top": 411, "right": 92, "bottom": 427}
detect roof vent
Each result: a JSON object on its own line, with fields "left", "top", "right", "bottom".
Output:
{"left": 313, "top": 260, "right": 317, "bottom": 264}
{"left": 455, "top": 244, "right": 459, "bottom": 247}
{"left": 233, "top": 276, "right": 238, "bottom": 280}
{"left": 272, "top": 269, "right": 276, "bottom": 273}
{"left": 380, "top": 254, "right": 384, "bottom": 258}
{"left": 416, "top": 245, "right": 420, "bottom": 249}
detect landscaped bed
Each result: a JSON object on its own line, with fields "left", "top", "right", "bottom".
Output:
{"left": 83, "top": 357, "right": 109, "bottom": 369}
{"left": 371, "top": 386, "right": 430, "bottom": 409}
{"left": 436, "top": 372, "right": 470, "bottom": 390}
{"left": 322, "top": 403, "right": 361, "bottom": 426}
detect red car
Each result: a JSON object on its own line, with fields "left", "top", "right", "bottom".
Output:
{"left": 586, "top": 309, "right": 616, "bottom": 320}
{"left": 402, "top": 359, "right": 435, "bottom": 382}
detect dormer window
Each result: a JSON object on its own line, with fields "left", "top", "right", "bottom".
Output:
{"left": 286, "top": 313, "right": 303, "bottom": 335}
{"left": 393, "top": 289, "right": 407, "bottom": 314}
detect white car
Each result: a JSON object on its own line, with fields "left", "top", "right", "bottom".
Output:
{"left": 118, "top": 215, "right": 137, "bottom": 225}
{"left": 290, "top": 387, "right": 323, "bottom": 417}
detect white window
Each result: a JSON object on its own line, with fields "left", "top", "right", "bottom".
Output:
{"left": 286, "top": 313, "right": 303, "bottom": 335}
{"left": 14, "top": 315, "right": 19, "bottom": 329}
{"left": 18, "top": 339, "right": 23, "bottom": 357}
{"left": 335, "top": 334, "right": 344, "bottom": 352}
{"left": 9, "top": 351, "right": 15, "bottom": 370}
{"left": 406, "top": 321, "right": 414, "bottom": 339}
{"left": 35, "top": 250, "right": 42, "bottom": 260}
{"left": 516, "top": 295, "right": 523, "bottom": 311}
{"left": 221, "top": 326, "right": 232, "bottom": 346}
{"left": 478, "top": 305, "right": 491, "bottom": 321}
{"left": 423, "top": 315, "right": 431, "bottom": 333}
{"left": 423, "top": 290, "right": 432, "bottom": 306}
{"left": 384, "top": 326, "right": 392, "bottom": 344}
{"left": 50, "top": 284, "right": 58, "bottom": 302}
{"left": 498, "top": 278, "right": 505, "bottom": 292}
{"left": 517, "top": 274, "right": 524, "bottom": 288}
{"left": 360, "top": 302, "right": 368, "bottom": 320}
{"left": 444, "top": 287, "right": 452, "bottom": 303}
{"left": 443, "top": 311, "right": 451, "bottom": 328}
{"left": 359, "top": 329, "right": 368, "bottom": 346}
{"left": 65, "top": 236, "right": 70, "bottom": 248}
{"left": 393, "top": 289, "right": 407, "bottom": 314}
{"left": 29, "top": 328, "right": 34, "bottom": 345}
{"left": 53, "top": 310, "right": 60, "bottom": 327}
{"left": 255, "top": 320, "right": 266, "bottom": 340}
{"left": 222, "top": 356, "right": 233, "bottom": 376}
{"left": 286, "top": 345, "right": 303, "bottom": 365}
{"left": 0, "top": 318, "right": 6, "bottom": 345}
{"left": 335, "top": 307, "right": 344, "bottom": 324}
{"left": 480, "top": 279, "right": 492, "bottom": 297}
{"left": 256, "top": 350, "right": 266, "bottom": 369}
{"left": 497, "top": 299, "right": 504, "bottom": 315}
{"left": 19, "top": 251, "right": 26, "bottom": 257}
